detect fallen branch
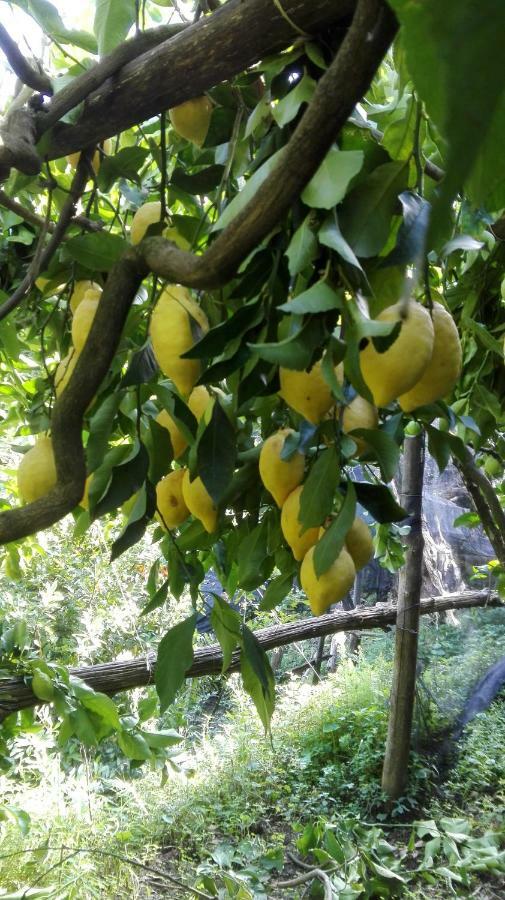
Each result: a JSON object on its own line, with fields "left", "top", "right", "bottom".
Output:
{"left": 0, "top": 0, "right": 397, "bottom": 544}
{"left": 0, "top": 592, "right": 499, "bottom": 720}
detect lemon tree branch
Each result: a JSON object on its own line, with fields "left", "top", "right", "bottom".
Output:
{"left": 0, "top": 23, "right": 52, "bottom": 96}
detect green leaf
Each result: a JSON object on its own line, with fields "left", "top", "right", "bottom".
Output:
{"left": 140, "top": 728, "right": 182, "bottom": 749}
{"left": 272, "top": 74, "right": 316, "bottom": 127}
{"left": 86, "top": 392, "right": 124, "bottom": 473}
{"left": 70, "top": 708, "right": 97, "bottom": 746}
{"left": 313, "top": 482, "right": 356, "bottom": 577}
{"left": 140, "top": 579, "right": 169, "bottom": 615}
{"left": 351, "top": 429, "right": 400, "bottom": 482}
{"left": 285, "top": 214, "right": 319, "bottom": 277}
{"left": 466, "top": 96, "right": 505, "bottom": 210}
{"left": 260, "top": 572, "right": 293, "bottom": 611}
{"left": 299, "top": 448, "right": 340, "bottom": 532}
{"left": 155, "top": 613, "right": 197, "bottom": 712}
{"left": 301, "top": 149, "right": 363, "bottom": 209}
{"left": 426, "top": 425, "right": 451, "bottom": 472}
{"left": 382, "top": 191, "right": 431, "bottom": 268}
{"left": 237, "top": 519, "right": 270, "bottom": 591}
{"left": 339, "top": 162, "right": 409, "bottom": 257}
{"left": 94, "top": 0, "right": 136, "bottom": 57}
{"left": 388, "top": 0, "right": 505, "bottom": 243}
{"left": 147, "top": 418, "right": 173, "bottom": 485}
{"left": 97, "top": 147, "right": 149, "bottom": 192}
{"left": 78, "top": 692, "right": 121, "bottom": 731}
{"left": 156, "top": 385, "right": 197, "bottom": 442}
{"left": 183, "top": 299, "right": 263, "bottom": 359}
{"left": 278, "top": 282, "right": 342, "bottom": 315}
{"left": 13, "top": 0, "right": 97, "bottom": 52}
{"left": 93, "top": 444, "right": 149, "bottom": 519}
{"left": 354, "top": 482, "right": 407, "bottom": 523}
{"left": 215, "top": 149, "right": 284, "bottom": 230}
{"left": 240, "top": 626, "right": 275, "bottom": 733}
{"left": 171, "top": 165, "right": 225, "bottom": 195}
{"left": 65, "top": 232, "right": 128, "bottom": 272}
{"left": 110, "top": 482, "right": 156, "bottom": 561}
{"left": 318, "top": 213, "right": 363, "bottom": 270}
{"left": 252, "top": 316, "right": 328, "bottom": 370}
{"left": 382, "top": 94, "right": 417, "bottom": 161}
{"left": 122, "top": 343, "right": 158, "bottom": 387}
{"left": 210, "top": 594, "right": 241, "bottom": 673}
{"left": 197, "top": 400, "right": 236, "bottom": 504}
{"left": 118, "top": 730, "right": 152, "bottom": 761}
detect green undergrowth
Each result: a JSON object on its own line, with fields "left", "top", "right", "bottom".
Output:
{"left": 0, "top": 636, "right": 504, "bottom": 898}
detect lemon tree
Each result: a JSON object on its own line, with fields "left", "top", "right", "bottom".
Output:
{"left": 0, "top": 0, "right": 503, "bottom": 748}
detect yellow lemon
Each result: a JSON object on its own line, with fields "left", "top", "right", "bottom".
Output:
{"left": 279, "top": 361, "right": 344, "bottom": 424}
{"left": 359, "top": 301, "right": 434, "bottom": 407}
{"left": 71, "top": 296, "right": 99, "bottom": 352}
{"left": 281, "top": 486, "right": 319, "bottom": 561}
{"left": 259, "top": 428, "right": 305, "bottom": 508}
{"left": 130, "top": 201, "right": 162, "bottom": 245}
{"left": 345, "top": 517, "right": 374, "bottom": 571}
{"left": 300, "top": 545, "right": 356, "bottom": 616}
{"left": 149, "top": 285, "right": 209, "bottom": 397}
{"left": 70, "top": 281, "right": 101, "bottom": 314}
{"left": 156, "top": 469, "right": 190, "bottom": 529}
{"left": 182, "top": 469, "right": 218, "bottom": 533}
{"left": 17, "top": 435, "right": 57, "bottom": 503}
{"left": 163, "top": 225, "right": 191, "bottom": 250}
{"left": 398, "top": 302, "right": 462, "bottom": 411}
{"left": 156, "top": 386, "right": 213, "bottom": 459}
{"left": 79, "top": 474, "right": 93, "bottom": 510}
{"left": 342, "top": 396, "right": 379, "bottom": 456}
{"left": 66, "top": 138, "right": 113, "bottom": 175}
{"left": 169, "top": 96, "right": 213, "bottom": 147}
{"left": 54, "top": 350, "right": 79, "bottom": 397}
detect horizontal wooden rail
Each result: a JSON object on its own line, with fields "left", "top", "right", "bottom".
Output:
{"left": 0, "top": 592, "right": 500, "bottom": 720}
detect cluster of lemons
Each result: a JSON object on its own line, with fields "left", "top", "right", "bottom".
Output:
{"left": 17, "top": 94, "right": 463, "bottom": 618}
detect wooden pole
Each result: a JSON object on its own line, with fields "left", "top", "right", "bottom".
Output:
{"left": 0, "top": 590, "right": 498, "bottom": 722}
{"left": 382, "top": 433, "right": 425, "bottom": 799}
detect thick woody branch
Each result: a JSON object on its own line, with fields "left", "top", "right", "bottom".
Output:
{"left": 454, "top": 446, "right": 505, "bottom": 568}
{"left": 0, "top": 592, "right": 499, "bottom": 720}
{"left": 0, "top": 0, "right": 396, "bottom": 545}
{"left": 0, "top": 24, "right": 52, "bottom": 95}
{"left": 41, "top": 0, "right": 356, "bottom": 160}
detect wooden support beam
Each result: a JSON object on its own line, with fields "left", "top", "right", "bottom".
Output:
{"left": 0, "top": 591, "right": 499, "bottom": 721}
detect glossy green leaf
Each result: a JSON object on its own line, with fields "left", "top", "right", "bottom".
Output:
{"left": 240, "top": 626, "right": 275, "bottom": 733}
{"left": 272, "top": 74, "right": 316, "bottom": 127}
{"left": 94, "top": 0, "right": 136, "bottom": 57}
{"left": 314, "top": 482, "right": 356, "bottom": 576}
{"left": 318, "top": 213, "right": 363, "bottom": 270}
{"left": 155, "top": 613, "right": 197, "bottom": 712}
{"left": 278, "top": 282, "right": 342, "bottom": 315}
{"left": 354, "top": 482, "right": 407, "bottom": 523}
{"left": 301, "top": 149, "right": 363, "bottom": 210}
{"left": 210, "top": 594, "right": 241, "bottom": 673}
{"left": 252, "top": 316, "right": 328, "bottom": 370}
{"left": 339, "top": 162, "right": 409, "bottom": 257}
{"left": 259, "top": 572, "right": 293, "bottom": 611}
{"left": 65, "top": 232, "right": 128, "bottom": 272}
{"left": 215, "top": 149, "right": 284, "bottom": 230}
{"left": 118, "top": 730, "right": 152, "bottom": 761}
{"left": 285, "top": 214, "right": 319, "bottom": 276}
{"left": 299, "top": 447, "right": 340, "bottom": 532}
{"left": 350, "top": 428, "right": 400, "bottom": 482}
{"left": 237, "top": 519, "right": 269, "bottom": 591}
{"left": 197, "top": 400, "right": 236, "bottom": 504}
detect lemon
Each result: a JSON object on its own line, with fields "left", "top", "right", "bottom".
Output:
{"left": 66, "top": 138, "right": 113, "bottom": 175}
{"left": 156, "top": 469, "right": 190, "bottom": 529}
{"left": 17, "top": 435, "right": 57, "bottom": 503}
{"left": 360, "top": 301, "right": 434, "bottom": 406}
{"left": 130, "top": 201, "right": 162, "bottom": 245}
{"left": 398, "top": 302, "right": 462, "bottom": 411}
{"left": 164, "top": 225, "right": 190, "bottom": 250}
{"left": 149, "top": 285, "right": 209, "bottom": 397}
{"left": 70, "top": 281, "right": 101, "bottom": 314}
{"left": 259, "top": 428, "right": 305, "bottom": 507}
{"left": 71, "top": 296, "right": 99, "bottom": 352}
{"left": 342, "top": 396, "right": 379, "bottom": 455}
{"left": 156, "top": 387, "right": 213, "bottom": 459}
{"left": 345, "top": 517, "right": 374, "bottom": 571}
{"left": 281, "top": 486, "right": 319, "bottom": 561}
{"left": 279, "top": 361, "right": 344, "bottom": 424}
{"left": 79, "top": 474, "right": 93, "bottom": 510}
{"left": 300, "top": 545, "right": 356, "bottom": 616}
{"left": 54, "top": 350, "right": 79, "bottom": 397}
{"left": 169, "top": 96, "right": 213, "bottom": 147}
{"left": 182, "top": 470, "right": 218, "bottom": 533}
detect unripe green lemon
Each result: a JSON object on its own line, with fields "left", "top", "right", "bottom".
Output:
{"left": 360, "top": 301, "right": 434, "bottom": 407}
{"left": 17, "top": 435, "right": 57, "bottom": 503}
{"left": 259, "top": 428, "right": 305, "bottom": 508}
{"left": 149, "top": 285, "right": 209, "bottom": 397}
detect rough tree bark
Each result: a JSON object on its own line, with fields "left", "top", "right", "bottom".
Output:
{"left": 0, "top": 591, "right": 497, "bottom": 721}
{"left": 382, "top": 432, "right": 426, "bottom": 799}
{"left": 454, "top": 447, "right": 505, "bottom": 568}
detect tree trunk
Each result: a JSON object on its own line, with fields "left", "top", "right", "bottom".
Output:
{"left": 311, "top": 636, "right": 326, "bottom": 684}
{"left": 382, "top": 433, "right": 425, "bottom": 799}
{"left": 0, "top": 591, "right": 497, "bottom": 722}
{"left": 454, "top": 447, "right": 505, "bottom": 568}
